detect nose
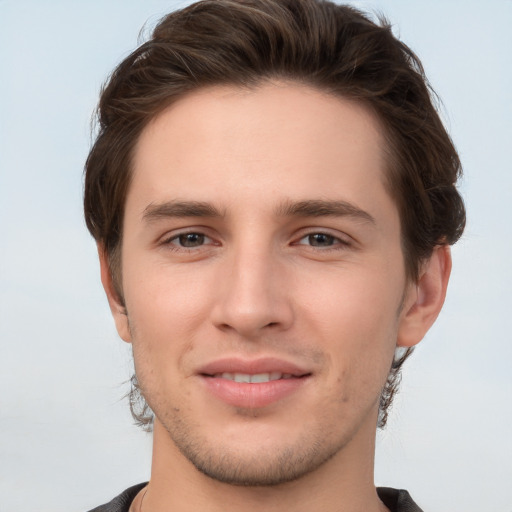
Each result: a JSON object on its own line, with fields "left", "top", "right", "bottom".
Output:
{"left": 211, "top": 244, "right": 294, "bottom": 338}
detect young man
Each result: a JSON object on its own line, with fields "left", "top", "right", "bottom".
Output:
{"left": 84, "top": 1, "right": 465, "bottom": 511}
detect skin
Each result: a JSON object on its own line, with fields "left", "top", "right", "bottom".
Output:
{"left": 100, "top": 82, "right": 451, "bottom": 512}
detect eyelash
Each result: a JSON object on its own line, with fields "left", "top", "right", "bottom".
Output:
{"left": 160, "top": 229, "right": 351, "bottom": 253}
{"left": 161, "top": 231, "right": 215, "bottom": 251}
{"left": 295, "top": 232, "right": 351, "bottom": 250}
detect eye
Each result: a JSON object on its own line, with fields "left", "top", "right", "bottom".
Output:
{"left": 166, "top": 232, "right": 212, "bottom": 248}
{"left": 297, "top": 233, "right": 344, "bottom": 248}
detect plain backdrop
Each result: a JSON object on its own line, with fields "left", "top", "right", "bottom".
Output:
{"left": 1, "top": 1, "right": 511, "bottom": 511}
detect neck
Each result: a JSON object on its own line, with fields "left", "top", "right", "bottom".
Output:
{"left": 142, "top": 417, "right": 388, "bottom": 512}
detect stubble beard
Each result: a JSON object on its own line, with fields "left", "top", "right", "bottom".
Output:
{"left": 128, "top": 298, "right": 403, "bottom": 488}
{"left": 129, "top": 329, "right": 363, "bottom": 488}
{"left": 155, "top": 403, "right": 355, "bottom": 487}
{"left": 132, "top": 357, "right": 384, "bottom": 488}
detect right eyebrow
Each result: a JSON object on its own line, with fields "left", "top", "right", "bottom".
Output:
{"left": 142, "top": 200, "right": 223, "bottom": 223}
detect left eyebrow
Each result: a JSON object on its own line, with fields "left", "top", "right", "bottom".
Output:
{"left": 275, "top": 199, "right": 376, "bottom": 225}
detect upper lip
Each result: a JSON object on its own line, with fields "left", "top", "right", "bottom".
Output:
{"left": 198, "top": 357, "right": 311, "bottom": 377}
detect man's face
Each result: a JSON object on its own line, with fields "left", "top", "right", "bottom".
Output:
{"left": 114, "top": 82, "right": 414, "bottom": 485}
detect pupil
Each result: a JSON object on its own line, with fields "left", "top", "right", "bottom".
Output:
{"left": 179, "top": 233, "right": 204, "bottom": 247}
{"left": 309, "top": 233, "right": 333, "bottom": 246}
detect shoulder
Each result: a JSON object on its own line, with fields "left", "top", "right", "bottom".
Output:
{"left": 86, "top": 483, "right": 148, "bottom": 512}
{"left": 377, "top": 487, "right": 424, "bottom": 512}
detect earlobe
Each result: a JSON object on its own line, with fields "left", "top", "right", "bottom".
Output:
{"left": 397, "top": 245, "right": 452, "bottom": 347}
{"left": 97, "top": 244, "right": 132, "bottom": 343}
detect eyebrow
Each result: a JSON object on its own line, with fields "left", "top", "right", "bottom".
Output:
{"left": 276, "top": 199, "right": 376, "bottom": 225}
{"left": 142, "top": 198, "right": 375, "bottom": 225}
{"left": 142, "top": 200, "right": 223, "bottom": 222}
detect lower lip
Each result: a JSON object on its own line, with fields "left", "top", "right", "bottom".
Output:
{"left": 201, "top": 376, "right": 308, "bottom": 408}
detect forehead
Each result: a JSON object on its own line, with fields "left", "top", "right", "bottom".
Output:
{"left": 128, "top": 82, "right": 395, "bottom": 224}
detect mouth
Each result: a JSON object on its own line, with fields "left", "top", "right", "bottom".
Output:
{"left": 205, "top": 372, "right": 304, "bottom": 383}
{"left": 198, "top": 358, "right": 311, "bottom": 408}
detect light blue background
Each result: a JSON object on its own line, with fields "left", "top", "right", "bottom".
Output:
{"left": 1, "top": 1, "right": 511, "bottom": 511}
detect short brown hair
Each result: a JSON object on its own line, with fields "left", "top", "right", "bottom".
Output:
{"left": 84, "top": 0, "right": 465, "bottom": 429}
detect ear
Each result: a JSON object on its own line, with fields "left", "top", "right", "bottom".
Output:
{"left": 397, "top": 245, "right": 452, "bottom": 347}
{"left": 97, "top": 244, "right": 132, "bottom": 343}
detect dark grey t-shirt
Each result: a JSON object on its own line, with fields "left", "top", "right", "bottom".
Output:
{"left": 87, "top": 484, "right": 424, "bottom": 512}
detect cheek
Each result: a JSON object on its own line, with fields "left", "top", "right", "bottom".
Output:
{"left": 124, "top": 259, "right": 214, "bottom": 330}
{"left": 299, "top": 265, "right": 402, "bottom": 337}
{"left": 122, "top": 263, "right": 215, "bottom": 389}
{"left": 297, "top": 268, "right": 402, "bottom": 385}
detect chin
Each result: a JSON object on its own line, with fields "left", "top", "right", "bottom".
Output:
{"left": 181, "top": 442, "right": 339, "bottom": 487}
{"left": 161, "top": 413, "right": 350, "bottom": 487}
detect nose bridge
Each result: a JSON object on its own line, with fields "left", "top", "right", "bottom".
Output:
{"left": 212, "top": 237, "right": 292, "bottom": 336}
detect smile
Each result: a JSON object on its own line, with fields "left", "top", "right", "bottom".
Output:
{"left": 199, "top": 359, "right": 311, "bottom": 408}
{"left": 212, "top": 372, "right": 295, "bottom": 383}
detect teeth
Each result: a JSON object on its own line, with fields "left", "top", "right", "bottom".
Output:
{"left": 218, "top": 372, "right": 287, "bottom": 383}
